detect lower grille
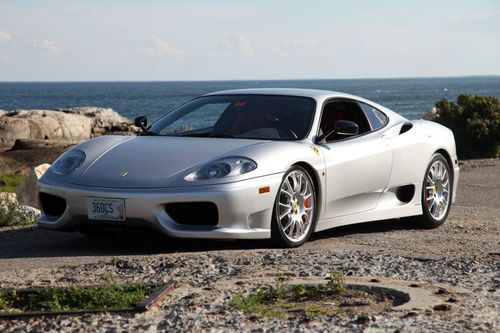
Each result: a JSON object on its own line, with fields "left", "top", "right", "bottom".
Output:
{"left": 165, "top": 202, "right": 219, "bottom": 226}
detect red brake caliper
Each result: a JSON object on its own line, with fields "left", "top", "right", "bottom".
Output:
{"left": 302, "top": 198, "right": 309, "bottom": 223}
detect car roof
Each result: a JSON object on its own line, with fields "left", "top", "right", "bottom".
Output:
{"left": 204, "top": 88, "right": 360, "bottom": 100}
{"left": 204, "top": 88, "right": 408, "bottom": 123}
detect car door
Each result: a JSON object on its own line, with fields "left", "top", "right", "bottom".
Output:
{"left": 319, "top": 99, "right": 393, "bottom": 218}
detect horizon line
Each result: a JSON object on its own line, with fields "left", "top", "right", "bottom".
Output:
{"left": 1, "top": 74, "right": 500, "bottom": 84}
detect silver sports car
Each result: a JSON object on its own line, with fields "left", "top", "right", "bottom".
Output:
{"left": 37, "top": 89, "right": 459, "bottom": 247}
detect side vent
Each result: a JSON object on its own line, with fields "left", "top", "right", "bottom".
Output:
{"left": 395, "top": 185, "right": 415, "bottom": 203}
{"left": 399, "top": 122, "right": 413, "bottom": 135}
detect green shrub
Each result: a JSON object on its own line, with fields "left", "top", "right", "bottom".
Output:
{"left": 0, "top": 194, "right": 37, "bottom": 227}
{"left": 0, "top": 172, "right": 25, "bottom": 192}
{"left": 433, "top": 94, "right": 499, "bottom": 158}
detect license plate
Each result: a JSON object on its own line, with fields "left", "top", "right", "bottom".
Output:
{"left": 87, "top": 198, "right": 125, "bottom": 221}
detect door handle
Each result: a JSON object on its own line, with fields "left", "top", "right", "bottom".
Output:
{"left": 381, "top": 134, "right": 391, "bottom": 147}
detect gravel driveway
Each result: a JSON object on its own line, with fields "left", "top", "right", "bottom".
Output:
{"left": 0, "top": 159, "right": 498, "bottom": 332}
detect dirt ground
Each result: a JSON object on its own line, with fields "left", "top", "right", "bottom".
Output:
{"left": 0, "top": 158, "right": 498, "bottom": 332}
{"left": 0, "top": 158, "right": 498, "bottom": 271}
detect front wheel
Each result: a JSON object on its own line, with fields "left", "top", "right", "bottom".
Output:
{"left": 271, "top": 166, "right": 317, "bottom": 247}
{"left": 414, "top": 153, "right": 453, "bottom": 228}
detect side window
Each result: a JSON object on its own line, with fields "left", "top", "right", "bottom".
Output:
{"left": 358, "top": 102, "right": 388, "bottom": 131}
{"left": 319, "top": 100, "right": 371, "bottom": 142}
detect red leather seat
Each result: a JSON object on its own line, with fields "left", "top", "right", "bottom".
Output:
{"left": 227, "top": 109, "right": 269, "bottom": 135}
{"left": 320, "top": 105, "right": 344, "bottom": 135}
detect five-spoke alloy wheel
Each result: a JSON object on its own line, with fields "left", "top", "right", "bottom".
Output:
{"left": 272, "top": 166, "right": 316, "bottom": 247}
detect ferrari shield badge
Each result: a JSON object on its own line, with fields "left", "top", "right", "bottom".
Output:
{"left": 311, "top": 145, "right": 320, "bottom": 156}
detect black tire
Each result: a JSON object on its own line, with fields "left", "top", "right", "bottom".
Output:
{"left": 413, "top": 153, "right": 453, "bottom": 229}
{"left": 271, "top": 165, "right": 317, "bottom": 247}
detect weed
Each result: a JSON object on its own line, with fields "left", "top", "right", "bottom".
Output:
{"left": 303, "top": 304, "right": 340, "bottom": 317}
{"left": 270, "top": 273, "right": 287, "bottom": 299}
{"left": 0, "top": 278, "right": 153, "bottom": 312}
{"left": 228, "top": 288, "right": 271, "bottom": 313}
{"left": 291, "top": 284, "right": 307, "bottom": 297}
{"left": 229, "top": 270, "right": 349, "bottom": 319}
{"left": 326, "top": 269, "right": 346, "bottom": 294}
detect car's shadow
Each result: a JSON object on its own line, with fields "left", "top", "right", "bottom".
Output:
{"left": 310, "top": 217, "right": 418, "bottom": 241}
{"left": 0, "top": 218, "right": 418, "bottom": 260}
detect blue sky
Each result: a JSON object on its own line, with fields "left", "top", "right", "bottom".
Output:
{"left": 0, "top": 0, "right": 499, "bottom": 81}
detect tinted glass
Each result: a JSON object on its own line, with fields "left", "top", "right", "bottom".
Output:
{"left": 358, "top": 102, "right": 388, "bottom": 130}
{"left": 320, "top": 100, "right": 371, "bottom": 142}
{"left": 159, "top": 102, "right": 229, "bottom": 135}
{"left": 149, "top": 95, "right": 316, "bottom": 140}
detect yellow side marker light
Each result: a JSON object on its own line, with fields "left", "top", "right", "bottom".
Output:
{"left": 259, "top": 186, "right": 270, "bottom": 194}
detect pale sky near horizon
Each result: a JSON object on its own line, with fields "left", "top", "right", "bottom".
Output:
{"left": 0, "top": 0, "right": 499, "bottom": 81}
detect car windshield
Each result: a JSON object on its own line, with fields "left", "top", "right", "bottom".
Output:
{"left": 148, "top": 95, "right": 316, "bottom": 141}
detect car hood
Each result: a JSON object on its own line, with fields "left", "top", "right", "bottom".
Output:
{"left": 62, "top": 136, "right": 267, "bottom": 188}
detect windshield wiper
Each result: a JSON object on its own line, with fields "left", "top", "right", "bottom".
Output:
{"left": 138, "top": 130, "right": 159, "bottom": 136}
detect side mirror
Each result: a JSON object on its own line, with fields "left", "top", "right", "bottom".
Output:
{"left": 134, "top": 115, "right": 148, "bottom": 131}
{"left": 315, "top": 120, "right": 359, "bottom": 143}
{"left": 334, "top": 120, "right": 358, "bottom": 136}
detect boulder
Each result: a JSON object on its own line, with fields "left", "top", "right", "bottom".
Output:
{"left": 19, "top": 205, "right": 41, "bottom": 217}
{"left": 0, "top": 107, "right": 140, "bottom": 148}
{"left": 422, "top": 107, "right": 438, "bottom": 120}
{"left": 10, "top": 139, "right": 77, "bottom": 151}
{"left": 0, "top": 110, "right": 91, "bottom": 147}
{"left": 0, "top": 146, "right": 66, "bottom": 175}
{"left": 64, "top": 107, "right": 134, "bottom": 134}
{"left": 15, "top": 163, "right": 50, "bottom": 208}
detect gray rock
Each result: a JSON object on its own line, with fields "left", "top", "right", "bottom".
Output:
{"left": 15, "top": 163, "right": 50, "bottom": 208}
{"left": 422, "top": 107, "right": 438, "bottom": 120}
{"left": 0, "top": 107, "right": 140, "bottom": 148}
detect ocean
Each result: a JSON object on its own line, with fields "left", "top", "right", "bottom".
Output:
{"left": 1, "top": 77, "right": 499, "bottom": 122}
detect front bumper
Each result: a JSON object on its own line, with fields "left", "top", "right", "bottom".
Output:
{"left": 37, "top": 174, "right": 283, "bottom": 239}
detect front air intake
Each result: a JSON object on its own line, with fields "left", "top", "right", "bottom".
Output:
{"left": 165, "top": 202, "right": 219, "bottom": 226}
{"left": 39, "top": 192, "right": 67, "bottom": 217}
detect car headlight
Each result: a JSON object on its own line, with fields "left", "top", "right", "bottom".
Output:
{"left": 49, "top": 149, "right": 86, "bottom": 175}
{"left": 185, "top": 156, "right": 257, "bottom": 181}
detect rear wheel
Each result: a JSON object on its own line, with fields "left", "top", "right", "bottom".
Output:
{"left": 414, "top": 153, "right": 452, "bottom": 228}
{"left": 271, "top": 166, "right": 317, "bottom": 247}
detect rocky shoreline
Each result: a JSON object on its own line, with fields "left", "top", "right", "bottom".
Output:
{"left": 0, "top": 107, "right": 139, "bottom": 148}
{"left": 0, "top": 107, "right": 139, "bottom": 174}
